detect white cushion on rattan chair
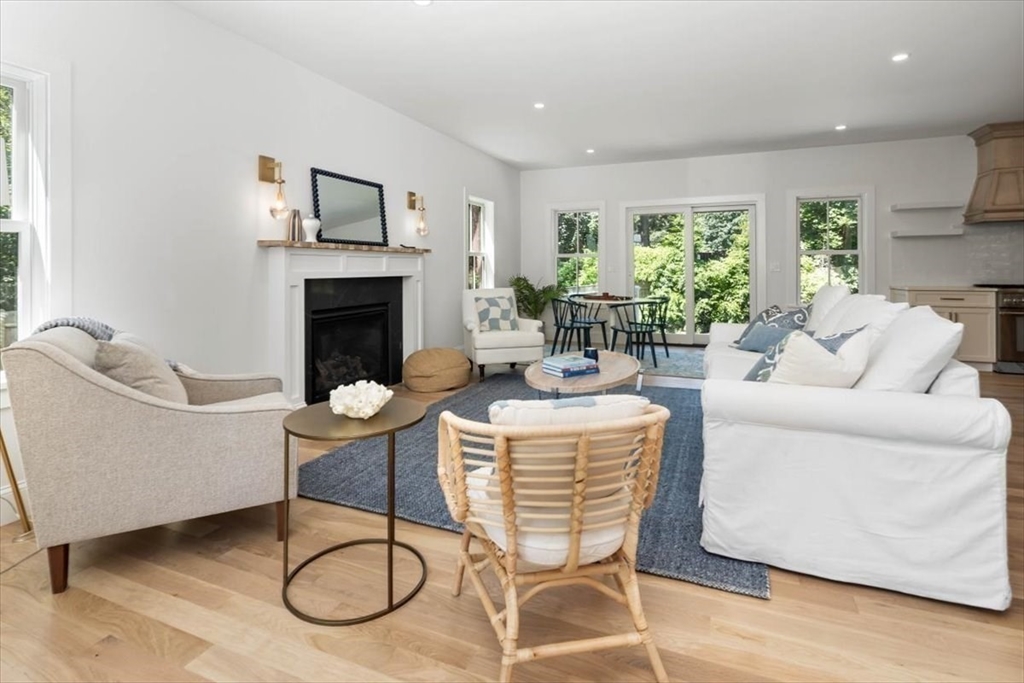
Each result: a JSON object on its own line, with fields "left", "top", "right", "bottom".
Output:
{"left": 468, "top": 468, "right": 628, "bottom": 567}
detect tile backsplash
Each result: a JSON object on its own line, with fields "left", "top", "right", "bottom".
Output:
{"left": 891, "top": 223, "right": 1024, "bottom": 286}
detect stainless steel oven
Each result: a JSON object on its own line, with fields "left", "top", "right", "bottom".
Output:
{"left": 976, "top": 284, "right": 1024, "bottom": 373}
{"left": 993, "top": 287, "right": 1024, "bottom": 373}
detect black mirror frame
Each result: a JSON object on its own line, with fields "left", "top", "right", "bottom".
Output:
{"left": 310, "top": 167, "right": 389, "bottom": 247}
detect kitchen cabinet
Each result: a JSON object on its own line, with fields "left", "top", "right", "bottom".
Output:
{"left": 889, "top": 287, "right": 997, "bottom": 363}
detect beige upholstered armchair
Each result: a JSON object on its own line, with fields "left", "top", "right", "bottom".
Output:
{"left": 437, "top": 397, "right": 671, "bottom": 682}
{"left": 462, "top": 287, "right": 545, "bottom": 381}
{"left": 2, "top": 326, "right": 295, "bottom": 593}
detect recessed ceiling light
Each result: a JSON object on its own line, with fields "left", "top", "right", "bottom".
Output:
{"left": 412, "top": 1, "right": 432, "bottom": 6}
{"left": 835, "top": 124, "right": 848, "bottom": 131}
{"left": 891, "top": 52, "right": 910, "bottom": 62}
{"left": 534, "top": 102, "right": 545, "bottom": 110}
{"left": 586, "top": 149, "right": 595, "bottom": 154}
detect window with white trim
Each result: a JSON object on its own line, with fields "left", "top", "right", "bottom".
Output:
{"left": 555, "top": 210, "right": 599, "bottom": 294}
{"left": 0, "top": 74, "right": 31, "bottom": 359}
{"left": 466, "top": 197, "right": 494, "bottom": 289}
{"left": 797, "top": 196, "right": 862, "bottom": 303}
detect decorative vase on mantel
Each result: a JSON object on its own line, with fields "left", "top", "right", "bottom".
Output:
{"left": 286, "top": 209, "right": 303, "bottom": 242}
{"left": 302, "top": 213, "right": 321, "bottom": 242}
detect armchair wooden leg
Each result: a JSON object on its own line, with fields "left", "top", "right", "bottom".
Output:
{"left": 47, "top": 544, "right": 69, "bottom": 594}
{"left": 276, "top": 500, "right": 286, "bottom": 542}
{"left": 478, "top": 364, "right": 486, "bottom": 382}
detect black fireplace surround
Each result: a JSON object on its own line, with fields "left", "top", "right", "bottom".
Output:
{"left": 305, "top": 277, "right": 403, "bottom": 405}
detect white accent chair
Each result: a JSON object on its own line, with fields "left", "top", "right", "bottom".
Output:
{"left": 2, "top": 327, "right": 295, "bottom": 593}
{"left": 462, "top": 288, "right": 545, "bottom": 381}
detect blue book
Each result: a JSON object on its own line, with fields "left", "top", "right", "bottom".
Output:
{"left": 543, "top": 365, "right": 600, "bottom": 378}
{"left": 543, "top": 354, "right": 597, "bottom": 370}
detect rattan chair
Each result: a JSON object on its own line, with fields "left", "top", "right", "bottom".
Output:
{"left": 436, "top": 404, "right": 671, "bottom": 682}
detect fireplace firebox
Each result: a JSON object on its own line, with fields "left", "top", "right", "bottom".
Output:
{"left": 305, "top": 277, "right": 403, "bottom": 405}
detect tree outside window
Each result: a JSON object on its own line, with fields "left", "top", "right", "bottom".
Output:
{"left": 467, "top": 201, "right": 485, "bottom": 289}
{"left": 556, "top": 210, "right": 598, "bottom": 293}
{"left": 798, "top": 198, "right": 860, "bottom": 303}
{"left": 1, "top": 83, "right": 18, "bottom": 353}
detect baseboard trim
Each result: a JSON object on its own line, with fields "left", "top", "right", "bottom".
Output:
{"left": 0, "top": 482, "right": 30, "bottom": 528}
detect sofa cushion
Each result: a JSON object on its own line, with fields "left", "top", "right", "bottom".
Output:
{"left": 804, "top": 284, "right": 851, "bottom": 334}
{"left": 30, "top": 327, "right": 100, "bottom": 368}
{"left": 736, "top": 322, "right": 797, "bottom": 353}
{"left": 475, "top": 295, "right": 519, "bottom": 331}
{"left": 94, "top": 338, "right": 189, "bottom": 403}
{"left": 855, "top": 305, "right": 964, "bottom": 393}
{"left": 812, "top": 295, "right": 906, "bottom": 338}
{"left": 927, "top": 359, "right": 980, "bottom": 397}
{"left": 473, "top": 329, "right": 545, "bottom": 349}
{"left": 706, "top": 343, "right": 762, "bottom": 380}
{"left": 489, "top": 394, "right": 650, "bottom": 426}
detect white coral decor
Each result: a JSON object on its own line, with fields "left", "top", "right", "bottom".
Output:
{"left": 329, "top": 380, "right": 394, "bottom": 419}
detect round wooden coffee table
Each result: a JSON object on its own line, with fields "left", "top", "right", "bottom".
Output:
{"left": 281, "top": 397, "right": 427, "bottom": 626}
{"left": 525, "top": 351, "right": 642, "bottom": 397}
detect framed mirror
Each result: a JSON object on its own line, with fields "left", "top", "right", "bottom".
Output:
{"left": 311, "top": 167, "right": 388, "bottom": 246}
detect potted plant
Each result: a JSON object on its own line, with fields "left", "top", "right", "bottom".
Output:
{"left": 508, "top": 274, "right": 564, "bottom": 321}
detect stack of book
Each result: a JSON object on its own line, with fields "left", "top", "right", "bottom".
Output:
{"left": 542, "top": 354, "right": 600, "bottom": 378}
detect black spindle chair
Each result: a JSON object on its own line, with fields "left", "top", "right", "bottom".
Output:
{"left": 609, "top": 300, "right": 659, "bottom": 367}
{"left": 568, "top": 293, "right": 609, "bottom": 350}
{"left": 550, "top": 298, "right": 592, "bottom": 355}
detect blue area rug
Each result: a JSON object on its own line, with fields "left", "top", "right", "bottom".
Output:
{"left": 637, "top": 345, "right": 705, "bottom": 378}
{"left": 299, "top": 373, "right": 769, "bottom": 599}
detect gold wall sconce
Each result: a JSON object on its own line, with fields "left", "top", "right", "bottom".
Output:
{"left": 407, "top": 191, "right": 428, "bottom": 236}
{"left": 259, "top": 155, "right": 290, "bottom": 219}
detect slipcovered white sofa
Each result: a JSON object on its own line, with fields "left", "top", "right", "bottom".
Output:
{"left": 699, "top": 289, "right": 1013, "bottom": 610}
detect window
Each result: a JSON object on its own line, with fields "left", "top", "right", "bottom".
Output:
{"left": 466, "top": 196, "right": 494, "bottom": 289}
{"left": 0, "top": 75, "right": 29, "bottom": 358}
{"left": 555, "top": 210, "right": 599, "bottom": 293}
{"left": 797, "top": 197, "right": 861, "bottom": 303}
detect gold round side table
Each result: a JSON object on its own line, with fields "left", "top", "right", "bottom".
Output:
{"left": 281, "top": 396, "right": 428, "bottom": 625}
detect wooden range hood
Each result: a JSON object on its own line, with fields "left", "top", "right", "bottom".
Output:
{"left": 963, "top": 121, "right": 1024, "bottom": 224}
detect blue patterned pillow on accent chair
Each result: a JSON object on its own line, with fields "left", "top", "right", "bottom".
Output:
{"left": 475, "top": 296, "right": 520, "bottom": 331}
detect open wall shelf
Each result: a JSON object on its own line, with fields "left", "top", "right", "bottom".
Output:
{"left": 890, "top": 226, "right": 965, "bottom": 238}
{"left": 888, "top": 201, "right": 964, "bottom": 212}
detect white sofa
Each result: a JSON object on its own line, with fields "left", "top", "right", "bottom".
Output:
{"left": 699, "top": 296, "right": 1013, "bottom": 610}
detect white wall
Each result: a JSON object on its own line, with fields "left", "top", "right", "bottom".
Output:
{"left": 0, "top": 0, "right": 520, "bottom": 368}
{"left": 0, "top": 0, "right": 521, "bottom": 525}
{"left": 521, "top": 136, "right": 1024, "bottom": 308}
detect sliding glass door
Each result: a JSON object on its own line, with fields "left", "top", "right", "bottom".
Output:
{"left": 629, "top": 204, "right": 753, "bottom": 345}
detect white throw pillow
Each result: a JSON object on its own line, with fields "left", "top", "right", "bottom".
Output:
{"left": 804, "top": 284, "right": 850, "bottom": 334}
{"left": 854, "top": 306, "right": 964, "bottom": 393}
{"left": 813, "top": 295, "right": 907, "bottom": 338}
{"left": 767, "top": 328, "right": 878, "bottom": 388}
{"left": 489, "top": 395, "right": 649, "bottom": 426}
{"left": 94, "top": 338, "right": 189, "bottom": 403}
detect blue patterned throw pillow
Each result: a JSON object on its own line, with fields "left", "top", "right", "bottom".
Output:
{"left": 743, "top": 333, "right": 794, "bottom": 381}
{"left": 475, "top": 296, "right": 519, "bottom": 331}
{"left": 734, "top": 305, "right": 782, "bottom": 345}
{"left": 736, "top": 323, "right": 796, "bottom": 353}
{"left": 743, "top": 325, "right": 865, "bottom": 382}
{"left": 734, "top": 305, "right": 811, "bottom": 346}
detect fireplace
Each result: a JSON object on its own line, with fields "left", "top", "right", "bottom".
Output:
{"left": 305, "top": 277, "right": 403, "bottom": 405}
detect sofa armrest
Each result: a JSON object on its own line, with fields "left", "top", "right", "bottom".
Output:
{"left": 518, "top": 318, "right": 542, "bottom": 333}
{"left": 175, "top": 368, "right": 283, "bottom": 405}
{"left": 701, "top": 379, "right": 1010, "bottom": 449}
{"left": 709, "top": 322, "right": 747, "bottom": 346}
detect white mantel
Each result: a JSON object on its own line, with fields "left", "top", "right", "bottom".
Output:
{"left": 259, "top": 241, "right": 430, "bottom": 406}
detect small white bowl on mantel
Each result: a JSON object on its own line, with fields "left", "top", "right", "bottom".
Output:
{"left": 329, "top": 380, "right": 394, "bottom": 419}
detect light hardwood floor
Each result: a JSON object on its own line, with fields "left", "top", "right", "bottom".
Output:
{"left": 1, "top": 372, "right": 1022, "bottom": 682}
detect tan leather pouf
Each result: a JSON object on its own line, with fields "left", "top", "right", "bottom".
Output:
{"left": 403, "top": 347, "right": 472, "bottom": 393}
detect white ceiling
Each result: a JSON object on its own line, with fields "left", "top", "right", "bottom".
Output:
{"left": 175, "top": 0, "right": 1024, "bottom": 170}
